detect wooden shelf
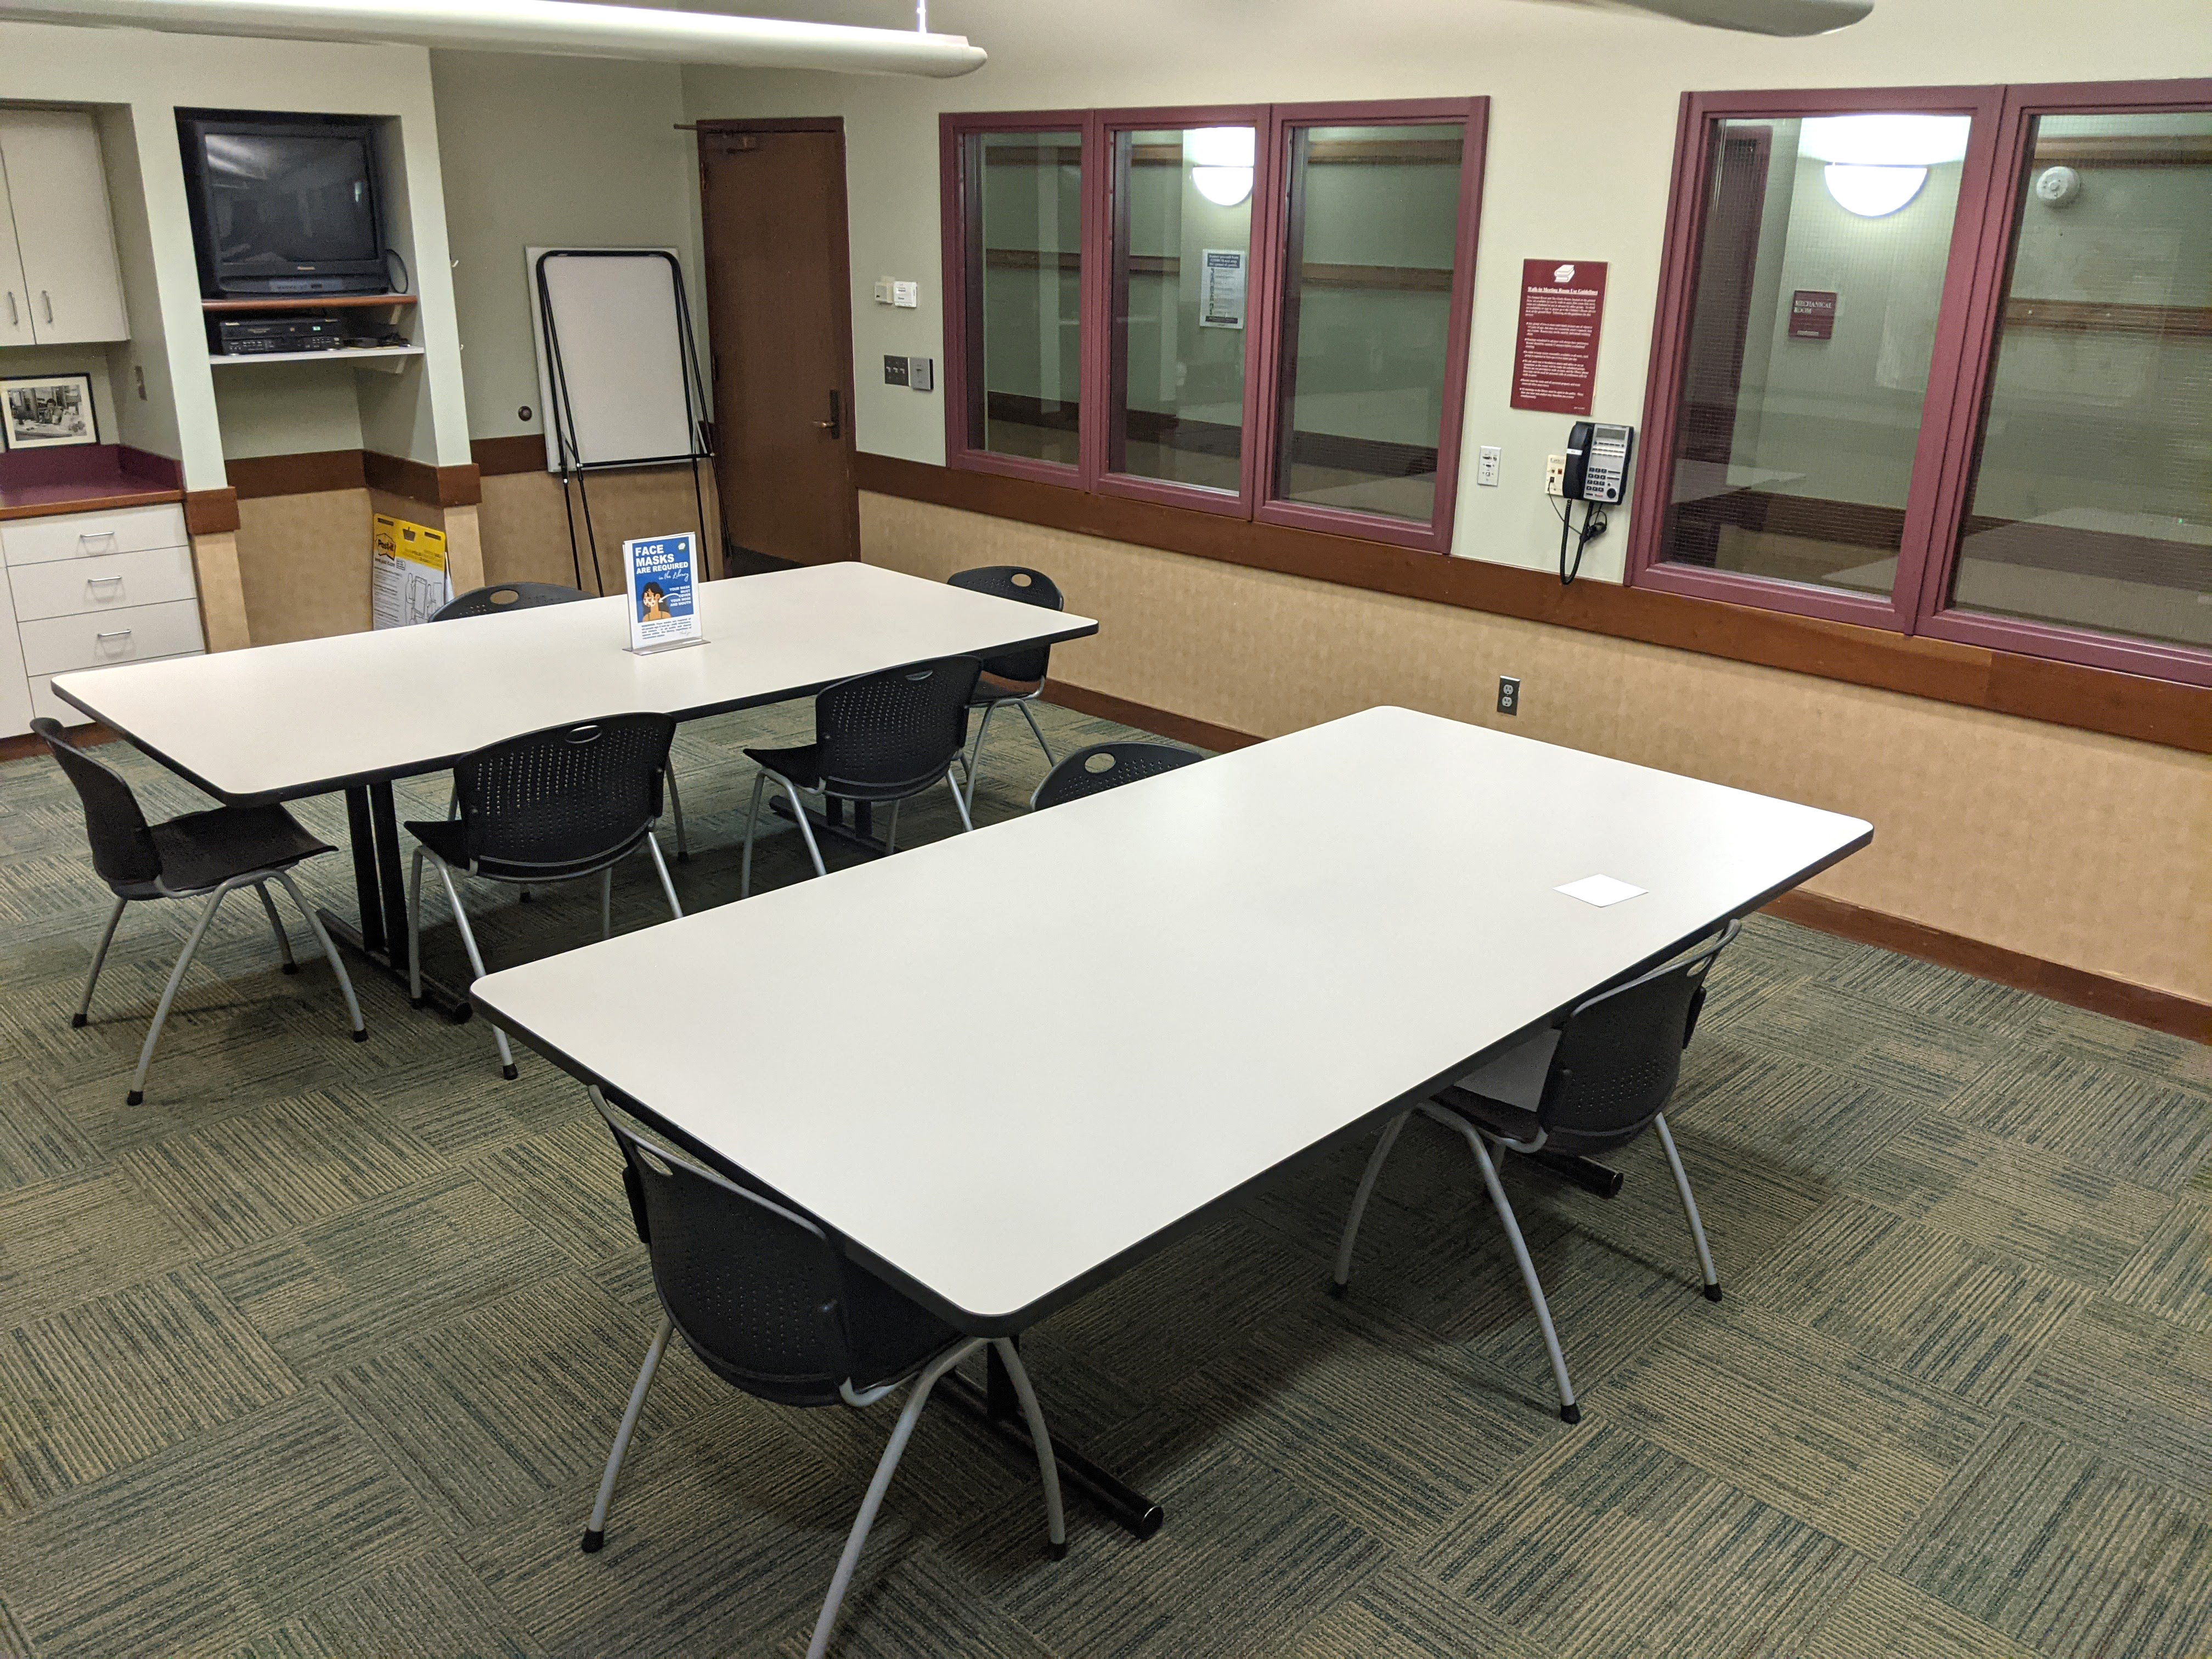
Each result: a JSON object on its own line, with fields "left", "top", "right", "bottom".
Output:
{"left": 201, "top": 293, "right": 418, "bottom": 313}
{"left": 208, "top": 344, "right": 424, "bottom": 371}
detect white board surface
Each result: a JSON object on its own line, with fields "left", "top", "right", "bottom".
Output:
{"left": 527, "top": 246, "right": 701, "bottom": 473}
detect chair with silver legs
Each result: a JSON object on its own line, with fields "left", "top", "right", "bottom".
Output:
{"left": 407, "top": 714, "right": 682, "bottom": 1080}
{"left": 583, "top": 1088, "right": 1065, "bottom": 1659}
{"left": 946, "top": 566, "right": 1064, "bottom": 810}
{"left": 1031, "top": 741, "right": 1204, "bottom": 811}
{"left": 1330, "top": 920, "right": 1741, "bottom": 1424}
{"left": 32, "top": 718, "right": 365, "bottom": 1105}
{"left": 740, "top": 656, "right": 982, "bottom": 898}
{"left": 430, "top": 582, "right": 688, "bottom": 862}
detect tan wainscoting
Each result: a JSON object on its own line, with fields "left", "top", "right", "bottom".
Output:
{"left": 863, "top": 490, "right": 2212, "bottom": 1012}
{"left": 477, "top": 464, "right": 720, "bottom": 597}
{"left": 234, "top": 487, "right": 375, "bottom": 645}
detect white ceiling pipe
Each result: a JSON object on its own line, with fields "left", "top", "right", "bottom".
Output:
{"left": 0, "top": 0, "right": 989, "bottom": 76}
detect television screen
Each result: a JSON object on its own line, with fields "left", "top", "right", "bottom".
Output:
{"left": 204, "top": 132, "right": 379, "bottom": 269}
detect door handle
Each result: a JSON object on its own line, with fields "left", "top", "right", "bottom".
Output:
{"left": 41, "top": 290, "right": 53, "bottom": 324}
{"left": 814, "top": 389, "right": 842, "bottom": 440}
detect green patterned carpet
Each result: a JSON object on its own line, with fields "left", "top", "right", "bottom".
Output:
{"left": 1, "top": 697, "right": 2207, "bottom": 1659}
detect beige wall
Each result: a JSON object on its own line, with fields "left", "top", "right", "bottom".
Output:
{"left": 865, "top": 493, "right": 2212, "bottom": 1003}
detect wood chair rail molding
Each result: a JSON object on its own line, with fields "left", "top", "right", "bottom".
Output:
{"left": 859, "top": 453, "right": 2210, "bottom": 755}
{"left": 218, "top": 449, "right": 482, "bottom": 509}
{"left": 1036, "top": 680, "right": 2208, "bottom": 1044}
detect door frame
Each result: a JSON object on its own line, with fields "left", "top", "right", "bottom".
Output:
{"left": 692, "top": 116, "right": 862, "bottom": 567}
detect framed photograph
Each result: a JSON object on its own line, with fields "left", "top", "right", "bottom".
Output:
{"left": 1, "top": 373, "right": 99, "bottom": 450}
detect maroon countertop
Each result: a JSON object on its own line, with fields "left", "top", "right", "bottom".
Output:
{"left": 0, "top": 444, "right": 185, "bottom": 523}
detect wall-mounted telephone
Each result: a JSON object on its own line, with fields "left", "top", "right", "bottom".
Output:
{"left": 1563, "top": 421, "right": 1633, "bottom": 504}
{"left": 1556, "top": 420, "right": 1634, "bottom": 585}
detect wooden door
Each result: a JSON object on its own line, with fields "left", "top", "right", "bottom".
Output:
{"left": 697, "top": 123, "right": 859, "bottom": 569}
{"left": 0, "top": 111, "right": 128, "bottom": 345}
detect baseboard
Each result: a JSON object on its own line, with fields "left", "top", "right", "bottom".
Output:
{"left": 1041, "top": 680, "right": 1262, "bottom": 755}
{"left": 1761, "top": 889, "right": 2208, "bottom": 1045}
{"left": 1039, "top": 681, "right": 2208, "bottom": 1045}
{"left": 1, "top": 721, "right": 115, "bottom": 762}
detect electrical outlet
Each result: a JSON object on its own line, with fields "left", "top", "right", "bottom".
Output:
{"left": 908, "top": 356, "right": 935, "bottom": 392}
{"left": 883, "top": 354, "right": 910, "bottom": 386}
{"left": 873, "top": 278, "right": 894, "bottom": 304}
{"left": 1545, "top": 454, "right": 1566, "bottom": 497}
{"left": 1497, "top": 675, "right": 1520, "bottom": 716}
{"left": 892, "top": 280, "right": 919, "bottom": 308}
{"left": 1477, "top": 445, "right": 1501, "bottom": 487}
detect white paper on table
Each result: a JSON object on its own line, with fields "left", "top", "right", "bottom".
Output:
{"left": 1555, "top": 874, "right": 1646, "bottom": 907}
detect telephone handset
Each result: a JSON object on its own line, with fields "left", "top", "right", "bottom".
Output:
{"left": 1555, "top": 420, "right": 1633, "bottom": 585}
{"left": 1562, "top": 421, "right": 1633, "bottom": 504}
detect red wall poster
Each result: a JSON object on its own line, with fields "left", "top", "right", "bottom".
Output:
{"left": 1509, "top": 258, "right": 1607, "bottom": 416}
{"left": 1789, "top": 290, "right": 1838, "bottom": 340}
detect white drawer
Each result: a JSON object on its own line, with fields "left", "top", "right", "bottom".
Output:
{"left": 20, "top": 598, "right": 205, "bottom": 676}
{"left": 30, "top": 655, "right": 198, "bottom": 726}
{"left": 8, "top": 544, "right": 198, "bottom": 622}
{"left": 2, "top": 503, "right": 190, "bottom": 568}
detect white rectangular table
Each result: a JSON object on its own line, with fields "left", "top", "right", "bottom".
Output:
{"left": 474, "top": 706, "right": 1871, "bottom": 1533}
{"left": 52, "top": 562, "right": 1097, "bottom": 1014}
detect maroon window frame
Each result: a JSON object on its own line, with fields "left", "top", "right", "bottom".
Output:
{"left": 941, "top": 98, "right": 1488, "bottom": 551}
{"left": 1629, "top": 80, "right": 2212, "bottom": 687}
{"left": 939, "top": 110, "right": 1094, "bottom": 487}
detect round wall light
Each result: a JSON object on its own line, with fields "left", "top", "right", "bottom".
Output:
{"left": 1821, "top": 162, "right": 1927, "bottom": 217}
{"left": 1188, "top": 126, "right": 1255, "bottom": 207}
{"left": 1799, "top": 112, "right": 1968, "bottom": 217}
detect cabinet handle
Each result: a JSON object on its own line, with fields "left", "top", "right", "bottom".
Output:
{"left": 86, "top": 576, "right": 126, "bottom": 598}
{"left": 41, "top": 290, "right": 53, "bottom": 324}
{"left": 78, "top": 532, "right": 117, "bottom": 552}
{"left": 95, "top": 628, "right": 133, "bottom": 643}
{"left": 4, "top": 291, "right": 14, "bottom": 326}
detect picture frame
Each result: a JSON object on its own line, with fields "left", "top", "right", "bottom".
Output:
{"left": 1, "top": 373, "right": 100, "bottom": 450}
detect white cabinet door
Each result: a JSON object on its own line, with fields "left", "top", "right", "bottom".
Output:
{"left": 0, "top": 146, "right": 30, "bottom": 348}
{"left": 0, "top": 111, "right": 128, "bottom": 346}
{"left": 0, "top": 567, "right": 32, "bottom": 738}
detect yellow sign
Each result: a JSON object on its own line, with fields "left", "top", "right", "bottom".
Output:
{"left": 373, "top": 513, "right": 447, "bottom": 571}
{"left": 371, "top": 514, "right": 452, "bottom": 628}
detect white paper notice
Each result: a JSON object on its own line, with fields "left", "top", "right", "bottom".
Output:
{"left": 1199, "top": 248, "right": 1246, "bottom": 329}
{"left": 1556, "top": 874, "right": 1646, "bottom": 907}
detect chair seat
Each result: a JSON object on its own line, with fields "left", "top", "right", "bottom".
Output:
{"left": 146, "top": 804, "right": 331, "bottom": 895}
{"left": 404, "top": 816, "right": 650, "bottom": 883}
{"left": 1451, "top": 1028, "right": 1559, "bottom": 1111}
{"left": 744, "top": 744, "right": 948, "bottom": 804}
{"left": 1429, "top": 1084, "right": 1544, "bottom": 1147}
{"left": 967, "top": 674, "right": 1042, "bottom": 708}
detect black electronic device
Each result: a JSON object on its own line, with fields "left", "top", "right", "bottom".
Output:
{"left": 1555, "top": 420, "right": 1634, "bottom": 586}
{"left": 212, "top": 313, "right": 345, "bottom": 354}
{"left": 178, "top": 110, "right": 390, "bottom": 298}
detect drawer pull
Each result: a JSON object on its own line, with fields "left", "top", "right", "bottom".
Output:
{"left": 95, "top": 629, "right": 133, "bottom": 645}
{"left": 4, "top": 291, "right": 15, "bottom": 326}
{"left": 78, "top": 532, "right": 119, "bottom": 553}
{"left": 41, "top": 290, "right": 53, "bottom": 325}
{"left": 87, "top": 576, "right": 126, "bottom": 597}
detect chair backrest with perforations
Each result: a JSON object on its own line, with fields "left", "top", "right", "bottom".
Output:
{"left": 948, "top": 566, "right": 1063, "bottom": 683}
{"left": 454, "top": 714, "right": 674, "bottom": 873}
{"left": 1536, "top": 924, "right": 1736, "bottom": 1155}
{"left": 600, "top": 1110, "right": 859, "bottom": 1408}
{"left": 431, "top": 582, "right": 590, "bottom": 622}
{"left": 32, "top": 718, "right": 161, "bottom": 890}
{"left": 1032, "top": 742, "right": 1204, "bottom": 811}
{"left": 813, "top": 657, "right": 981, "bottom": 795}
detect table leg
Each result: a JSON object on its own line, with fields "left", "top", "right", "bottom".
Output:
{"left": 938, "top": 1340, "right": 1165, "bottom": 1541}
{"left": 317, "top": 782, "right": 475, "bottom": 1023}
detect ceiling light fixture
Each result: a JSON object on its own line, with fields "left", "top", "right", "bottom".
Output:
{"left": 1799, "top": 112, "right": 1968, "bottom": 217}
{"left": 0, "top": 0, "right": 988, "bottom": 77}
{"left": 1187, "top": 126, "right": 1254, "bottom": 208}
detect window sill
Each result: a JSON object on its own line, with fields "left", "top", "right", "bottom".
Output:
{"left": 856, "top": 451, "right": 2210, "bottom": 754}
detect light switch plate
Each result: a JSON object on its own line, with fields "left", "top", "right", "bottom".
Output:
{"left": 892, "top": 280, "right": 919, "bottom": 308}
{"left": 883, "top": 354, "right": 910, "bottom": 386}
{"left": 1477, "top": 445, "right": 1501, "bottom": 487}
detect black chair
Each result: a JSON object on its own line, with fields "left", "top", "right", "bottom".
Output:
{"left": 740, "top": 656, "right": 982, "bottom": 898}
{"left": 1031, "top": 741, "right": 1205, "bottom": 811}
{"left": 407, "top": 714, "right": 682, "bottom": 1079}
{"left": 947, "top": 566, "right": 1063, "bottom": 809}
{"left": 431, "top": 582, "right": 688, "bottom": 861}
{"left": 1330, "top": 920, "right": 1741, "bottom": 1423}
{"left": 32, "top": 718, "right": 365, "bottom": 1105}
{"left": 583, "top": 1090, "right": 1064, "bottom": 1659}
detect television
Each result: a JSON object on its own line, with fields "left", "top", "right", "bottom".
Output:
{"left": 178, "top": 111, "right": 390, "bottom": 297}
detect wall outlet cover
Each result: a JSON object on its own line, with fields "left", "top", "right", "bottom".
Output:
{"left": 1477, "top": 445, "right": 1501, "bottom": 487}
{"left": 1497, "top": 675, "right": 1520, "bottom": 715}
{"left": 1545, "top": 454, "right": 1566, "bottom": 497}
